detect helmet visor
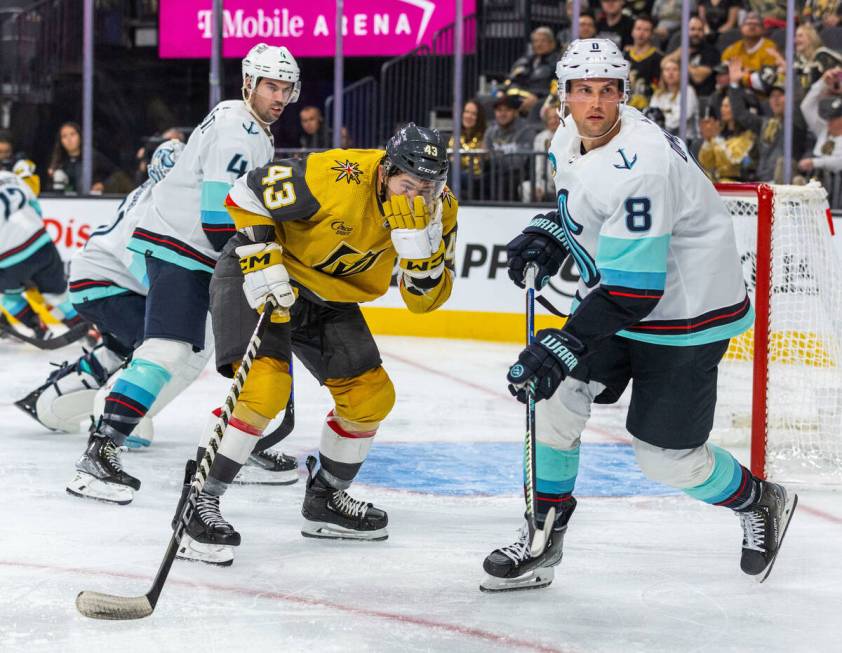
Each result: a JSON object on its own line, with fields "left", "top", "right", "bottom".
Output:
{"left": 386, "top": 171, "right": 445, "bottom": 206}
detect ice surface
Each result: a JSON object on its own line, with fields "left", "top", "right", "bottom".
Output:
{"left": 1, "top": 335, "right": 840, "bottom": 652}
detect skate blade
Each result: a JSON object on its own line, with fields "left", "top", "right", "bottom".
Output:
{"left": 66, "top": 472, "right": 133, "bottom": 505}
{"left": 232, "top": 466, "right": 299, "bottom": 486}
{"left": 176, "top": 535, "right": 234, "bottom": 566}
{"left": 757, "top": 492, "right": 799, "bottom": 584}
{"left": 479, "top": 567, "right": 555, "bottom": 593}
{"left": 301, "top": 521, "right": 388, "bottom": 541}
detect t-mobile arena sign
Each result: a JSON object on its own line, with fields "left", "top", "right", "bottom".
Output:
{"left": 159, "top": 0, "right": 476, "bottom": 58}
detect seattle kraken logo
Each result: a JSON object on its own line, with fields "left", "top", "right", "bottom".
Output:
{"left": 547, "top": 151, "right": 557, "bottom": 178}
{"left": 613, "top": 148, "right": 637, "bottom": 170}
{"left": 242, "top": 121, "right": 259, "bottom": 135}
{"left": 558, "top": 189, "right": 600, "bottom": 288}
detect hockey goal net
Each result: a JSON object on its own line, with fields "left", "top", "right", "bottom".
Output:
{"left": 715, "top": 182, "right": 842, "bottom": 484}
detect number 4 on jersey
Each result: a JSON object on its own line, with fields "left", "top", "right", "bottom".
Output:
{"left": 227, "top": 154, "right": 248, "bottom": 176}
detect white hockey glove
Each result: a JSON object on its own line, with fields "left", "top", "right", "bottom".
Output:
{"left": 235, "top": 242, "right": 295, "bottom": 323}
{"left": 384, "top": 195, "right": 443, "bottom": 261}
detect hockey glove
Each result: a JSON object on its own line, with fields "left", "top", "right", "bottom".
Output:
{"left": 236, "top": 242, "right": 295, "bottom": 323}
{"left": 507, "top": 329, "right": 586, "bottom": 403}
{"left": 507, "top": 211, "right": 570, "bottom": 289}
{"left": 384, "top": 194, "right": 443, "bottom": 261}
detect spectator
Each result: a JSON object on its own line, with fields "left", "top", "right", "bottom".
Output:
{"left": 47, "top": 122, "right": 116, "bottom": 194}
{"left": 663, "top": 16, "right": 722, "bottom": 101}
{"left": 649, "top": 59, "right": 699, "bottom": 138}
{"left": 794, "top": 23, "right": 842, "bottom": 92}
{"left": 747, "top": 0, "right": 786, "bottom": 30}
{"left": 558, "top": 7, "right": 598, "bottom": 50}
{"left": 697, "top": 0, "right": 739, "bottom": 35}
{"left": 799, "top": 68, "right": 842, "bottom": 175}
{"left": 625, "top": 15, "right": 663, "bottom": 107}
{"left": 802, "top": 0, "right": 842, "bottom": 28}
{"left": 719, "top": 12, "right": 780, "bottom": 84}
{"left": 0, "top": 131, "right": 14, "bottom": 171}
{"left": 299, "top": 106, "right": 330, "bottom": 149}
{"left": 483, "top": 95, "right": 535, "bottom": 200}
{"left": 505, "top": 27, "right": 561, "bottom": 117}
{"left": 448, "top": 99, "right": 488, "bottom": 194}
{"left": 698, "top": 95, "right": 757, "bottom": 182}
{"left": 597, "top": 0, "right": 635, "bottom": 50}
{"left": 531, "top": 99, "right": 562, "bottom": 202}
{"left": 651, "top": 0, "right": 686, "bottom": 47}
{"left": 726, "top": 62, "right": 806, "bottom": 182}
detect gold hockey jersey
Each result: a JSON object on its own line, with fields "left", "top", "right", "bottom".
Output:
{"left": 225, "top": 148, "right": 457, "bottom": 311}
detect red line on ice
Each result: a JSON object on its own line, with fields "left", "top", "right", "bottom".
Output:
{"left": 0, "top": 560, "right": 572, "bottom": 653}
{"left": 380, "top": 348, "right": 627, "bottom": 443}
{"left": 799, "top": 503, "right": 842, "bottom": 524}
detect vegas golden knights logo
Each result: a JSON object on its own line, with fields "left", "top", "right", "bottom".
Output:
{"left": 313, "top": 242, "right": 387, "bottom": 277}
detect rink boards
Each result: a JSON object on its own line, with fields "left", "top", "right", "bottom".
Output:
{"left": 40, "top": 197, "right": 842, "bottom": 350}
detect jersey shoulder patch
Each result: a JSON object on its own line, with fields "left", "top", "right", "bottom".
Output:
{"left": 245, "top": 158, "right": 320, "bottom": 222}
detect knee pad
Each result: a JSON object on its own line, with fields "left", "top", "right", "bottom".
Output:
{"left": 132, "top": 337, "right": 195, "bottom": 372}
{"left": 632, "top": 438, "right": 715, "bottom": 489}
{"left": 325, "top": 366, "right": 395, "bottom": 431}
{"left": 536, "top": 377, "right": 603, "bottom": 451}
{"left": 233, "top": 357, "right": 291, "bottom": 423}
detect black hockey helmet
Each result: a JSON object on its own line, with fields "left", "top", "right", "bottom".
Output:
{"left": 384, "top": 123, "right": 449, "bottom": 183}
{"left": 643, "top": 106, "right": 666, "bottom": 129}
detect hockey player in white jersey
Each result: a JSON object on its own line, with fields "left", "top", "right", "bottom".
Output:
{"left": 15, "top": 140, "right": 204, "bottom": 451}
{"left": 481, "top": 39, "right": 798, "bottom": 592}
{"left": 66, "top": 44, "right": 301, "bottom": 505}
{"left": 0, "top": 169, "right": 85, "bottom": 344}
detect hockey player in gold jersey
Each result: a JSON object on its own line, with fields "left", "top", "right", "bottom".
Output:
{"left": 174, "top": 124, "right": 457, "bottom": 564}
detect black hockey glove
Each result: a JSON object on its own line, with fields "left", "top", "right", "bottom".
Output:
{"left": 506, "top": 211, "right": 570, "bottom": 289}
{"left": 507, "top": 329, "right": 586, "bottom": 403}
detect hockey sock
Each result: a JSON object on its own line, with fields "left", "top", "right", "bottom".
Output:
{"left": 41, "top": 291, "right": 78, "bottom": 321}
{"left": 532, "top": 443, "right": 579, "bottom": 525}
{"left": 99, "top": 358, "right": 172, "bottom": 446}
{"left": 2, "top": 290, "right": 41, "bottom": 330}
{"left": 198, "top": 407, "right": 266, "bottom": 495}
{"left": 683, "top": 445, "right": 759, "bottom": 510}
{"left": 317, "top": 411, "right": 376, "bottom": 490}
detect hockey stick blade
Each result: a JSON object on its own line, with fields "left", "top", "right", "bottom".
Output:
{"left": 75, "top": 590, "right": 153, "bottom": 620}
{"left": 530, "top": 506, "right": 555, "bottom": 557}
{"left": 0, "top": 321, "right": 89, "bottom": 350}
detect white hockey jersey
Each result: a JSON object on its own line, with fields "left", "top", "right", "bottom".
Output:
{"left": 0, "top": 171, "right": 50, "bottom": 270}
{"left": 127, "top": 100, "right": 274, "bottom": 273}
{"left": 69, "top": 181, "right": 152, "bottom": 303}
{"left": 548, "top": 106, "right": 753, "bottom": 347}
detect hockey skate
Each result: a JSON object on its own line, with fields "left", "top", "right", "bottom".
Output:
{"left": 736, "top": 480, "right": 798, "bottom": 583}
{"left": 232, "top": 448, "right": 299, "bottom": 485}
{"left": 480, "top": 499, "right": 577, "bottom": 593}
{"left": 172, "top": 460, "right": 239, "bottom": 566}
{"left": 66, "top": 428, "right": 141, "bottom": 505}
{"left": 301, "top": 456, "right": 388, "bottom": 541}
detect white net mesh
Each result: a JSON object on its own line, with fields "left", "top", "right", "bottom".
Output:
{"left": 716, "top": 182, "right": 842, "bottom": 483}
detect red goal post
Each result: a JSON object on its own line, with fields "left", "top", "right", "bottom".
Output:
{"left": 715, "top": 182, "right": 841, "bottom": 484}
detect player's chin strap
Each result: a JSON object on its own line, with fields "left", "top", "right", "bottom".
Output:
{"left": 242, "top": 81, "right": 277, "bottom": 137}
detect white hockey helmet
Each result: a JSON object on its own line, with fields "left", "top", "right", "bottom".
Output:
{"left": 148, "top": 139, "right": 185, "bottom": 183}
{"left": 242, "top": 43, "right": 301, "bottom": 104}
{"left": 555, "top": 38, "right": 630, "bottom": 105}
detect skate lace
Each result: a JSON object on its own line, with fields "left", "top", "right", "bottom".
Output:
{"left": 258, "top": 449, "right": 290, "bottom": 465}
{"left": 498, "top": 525, "right": 531, "bottom": 564}
{"left": 331, "top": 490, "right": 369, "bottom": 518}
{"left": 738, "top": 509, "right": 766, "bottom": 553}
{"left": 196, "top": 494, "right": 229, "bottom": 530}
{"left": 102, "top": 440, "right": 125, "bottom": 472}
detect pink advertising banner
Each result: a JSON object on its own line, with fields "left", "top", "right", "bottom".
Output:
{"left": 159, "top": 0, "right": 476, "bottom": 59}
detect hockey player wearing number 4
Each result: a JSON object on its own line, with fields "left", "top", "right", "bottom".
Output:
{"left": 169, "top": 123, "right": 458, "bottom": 565}
{"left": 65, "top": 44, "right": 302, "bottom": 506}
{"left": 481, "top": 39, "right": 798, "bottom": 592}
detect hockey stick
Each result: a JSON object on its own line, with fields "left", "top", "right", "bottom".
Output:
{"left": 252, "top": 356, "right": 294, "bottom": 453}
{"left": 75, "top": 298, "right": 277, "bottom": 620}
{"left": 0, "top": 319, "right": 90, "bottom": 350}
{"left": 522, "top": 266, "right": 555, "bottom": 557}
